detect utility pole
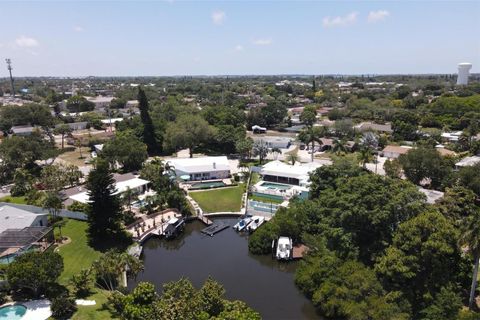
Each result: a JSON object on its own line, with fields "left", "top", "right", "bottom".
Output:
{"left": 5, "top": 58, "right": 15, "bottom": 97}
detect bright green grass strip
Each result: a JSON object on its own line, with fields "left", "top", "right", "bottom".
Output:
{"left": 57, "top": 219, "right": 102, "bottom": 284}
{"left": 189, "top": 184, "right": 244, "bottom": 213}
{"left": 0, "top": 196, "right": 27, "bottom": 204}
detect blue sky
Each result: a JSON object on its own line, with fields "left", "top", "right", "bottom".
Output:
{"left": 0, "top": 1, "right": 479, "bottom": 76}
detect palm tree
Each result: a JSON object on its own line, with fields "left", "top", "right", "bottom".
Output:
{"left": 298, "top": 126, "right": 326, "bottom": 162}
{"left": 332, "top": 138, "right": 347, "bottom": 155}
{"left": 122, "top": 187, "right": 136, "bottom": 213}
{"left": 358, "top": 147, "right": 374, "bottom": 168}
{"left": 459, "top": 211, "right": 480, "bottom": 310}
{"left": 270, "top": 147, "right": 282, "bottom": 160}
{"left": 286, "top": 153, "right": 299, "bottom": 165}
{"left": 93, "top": 250, "right": 143, "bottom": 291}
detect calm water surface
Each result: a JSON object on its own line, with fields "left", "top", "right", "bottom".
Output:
{"left": 129, "top": 218, "right": 321, "bottom": 320}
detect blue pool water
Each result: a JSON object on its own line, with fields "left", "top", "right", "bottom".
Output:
{"left": 0, "top": 305, "right": 27, "bottom": 319}
{"left": 260, "top": 182, "right": 292, "bottom": 191}
{"left": 132, "top": 200, "right": 147, "bottom": 209}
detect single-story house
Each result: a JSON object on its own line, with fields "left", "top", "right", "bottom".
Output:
{"left": 167, "top": 156, "right": 231, "bottom": 181}
{"left": 11, "top": 125, "right": 35, "bottom": 136}
{"left": 101, "top": 118, "right": 124, "bottom": 125}
{"left": 87, "top": 96, "right": 114, "bottom": 108}
{"left": 381, "top": 145, "right": 413, "bottom": 159}
{"left": 0, "top": 203, "right": 54, "bottom": 263}
{"left": 0, "top": 203, "right": 49, "bottom": 234}
{"left": 63, "top": 173, "right": 150, "bottom": 205}
{"left": 253, "top": 136, "right": 293, "bottom": 149}
{"left": 418, "top": 188, "right": 444, "bottom": 204}
{"left": 441, "top": 131, "right": 463, "bottom": 143}
{"left": 354, "top": 122, "right": 393, "bottom": 134}
{"left": 126, "top": 100, "right": 139, "bottom": 108}
{"left": 455, "top": 156, "right": 480, "bottom": 168}
{"left": 436, "top": 146, "right": 456, "bottom": 157}
{"left": 252, "top": 125, "right": 267, "bottom": 134}
{"left": 259, "top": 160, "right": 324, "bottom": 187}
{"left": 56, "top": 121, "right": 88, "bottom": 131}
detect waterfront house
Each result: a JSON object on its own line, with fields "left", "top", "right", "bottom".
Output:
{"left": 63, "top": 172, "right": 150, "bottom": 205}
{"left": 167, "top": 156, "right": 231, "bottom": 181}
{"left": 259, "top": 160, "right": 323, "bottom": 187}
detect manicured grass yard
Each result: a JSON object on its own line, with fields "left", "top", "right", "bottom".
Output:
{"left": 57, "top": 219, "right": 113, "bottom": 319}
{"left": 0, "top": 196, "right": 27, "bottom": 204}
{"left": 190, "top": 184, "right": 244, "bottom": 213}
{"left": 57, "top": 219, "right": 102, "bottom": 284}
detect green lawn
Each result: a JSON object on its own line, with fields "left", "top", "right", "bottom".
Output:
{"left": 0, "top": 196, "right": 27, "bottom": 204}
{"left": 57, "top": 219, "right": 113, "bottom": 319}
{"left": 72, "top": 289, "right": 113, "bottom": 320}
{"left": 190, "top": 184, "right": 244, "bottom": 213}
{"left": 57, "top": 219, "right": 102, "bottom": 284}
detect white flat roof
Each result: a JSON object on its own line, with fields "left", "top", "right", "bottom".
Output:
{"left": 101, "top": 118, "right": 123, "bottom": 124}
{"left": 69, "top": 177, "right": 149, "bottom": 204}
{"left": 456, "top": 156, "right": 480, "bottom": 167}
{"left": 260, "top": 160, "right": 323, "bottom": 181}
{"left": 168, "top": 156, "right": 230, "bottom": 174}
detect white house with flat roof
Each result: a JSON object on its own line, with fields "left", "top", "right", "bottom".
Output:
{"left": 456, "top": 155, "right": 480, "bottom": 168}
{"left": 64, "top": 173, "right": 150, "bottom": 205}
{"left": 167, "top": 156, "right": 230, "bottom": 181}
{"left": 259, "top": 160, "right": 324, "bottom": 187}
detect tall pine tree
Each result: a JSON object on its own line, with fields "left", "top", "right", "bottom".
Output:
{"left": 86, "top": 159, "right": 123, "bottom": 242}
{"left": 137, "top": 87, "right": 160, "bottom": 154}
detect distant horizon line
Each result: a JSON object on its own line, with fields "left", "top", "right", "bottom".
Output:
{"left": 1, "top": 73, "right": 478, "bottom": 79}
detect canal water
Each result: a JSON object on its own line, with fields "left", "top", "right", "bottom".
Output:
{"left": 129, "top": 218, "right": 321, "bottom": 320}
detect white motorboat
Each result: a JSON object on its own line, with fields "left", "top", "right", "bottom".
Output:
{"left": 247, "top": 216, "right": 265, "bottom": 233}
{"left": 233, "top": 216, "right": 252, "bottom": 232}
{"left": 275, "top": 237, "right": 292, "bottom": 260}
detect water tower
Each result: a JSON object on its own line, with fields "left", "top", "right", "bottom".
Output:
{"left": 457, "top": 62, "right": 472, "bottom": 85}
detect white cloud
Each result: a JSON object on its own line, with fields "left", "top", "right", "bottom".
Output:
{"left": 253, "top": 38, "right": 272, "bottom": 46}
{"left": 74, "top": 26, "right": 84, "bottom": 32}
{"left": 234, "top": 45, "right": 244, "bottom": 51}
{"left": 367, "top": 10, "right": 390, "bottom": 23}
{"left": 211, "top": 10, "right": 226, "bottom": 25}
{"left": 322, "top": 12, "right": 358, "bottom": 28}
{"left": 15, "top": 35, "right": 39, "bottom": 47}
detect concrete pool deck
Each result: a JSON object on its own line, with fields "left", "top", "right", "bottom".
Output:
{"left": 0, "top": 299, "right": 52, "bottom": 320}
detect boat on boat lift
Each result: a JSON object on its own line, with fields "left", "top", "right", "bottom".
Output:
{"left": 246, "top": 216, "right": 265, "bottom": 233}
{"left": 233, "top": 216, "right": 252, "bottom": 232}
{"left": 273, "top": 236, "right": 293, "bottom": 261}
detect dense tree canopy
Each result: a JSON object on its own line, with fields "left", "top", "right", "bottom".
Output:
{"left": 7, "top": 251, "right": 64, "bottom": 298}
{"left": 108, "top": 278, "right": 260, "bottom": 320}
{"left": 101, "top": 131, "right": 148, "bottom": 172}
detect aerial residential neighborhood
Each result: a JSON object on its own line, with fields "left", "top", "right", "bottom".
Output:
{"left": 0, "top": 1, "right": 479, "bottom": 320}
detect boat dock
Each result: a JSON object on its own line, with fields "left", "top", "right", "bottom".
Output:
{"left": 201, "top": 223, "right": 229, "bottom": 237}
{"left": 292, "top": 244, "right": 309, "bottom": 259}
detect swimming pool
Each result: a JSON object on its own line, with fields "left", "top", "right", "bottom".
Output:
{"left": 190, "top": 181, "right": 226, "bottom": 190}
{"left": 0, "top": 305, "right": 27, "bottom": 320}
{"left": 260, "top": 182, "right": 292, "bottom": 191}
{"left": 132, "top": 200, "right": 147, "bottom": 209}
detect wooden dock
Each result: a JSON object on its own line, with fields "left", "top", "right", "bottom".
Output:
{"left": 201, "top": 223, "right": 229, "bottom": 237}
{"left": 292, "top": 244, "right": 309, "bottom": 259}
{"left": 198, "top": 214, "right": 213, "bottom": 226}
